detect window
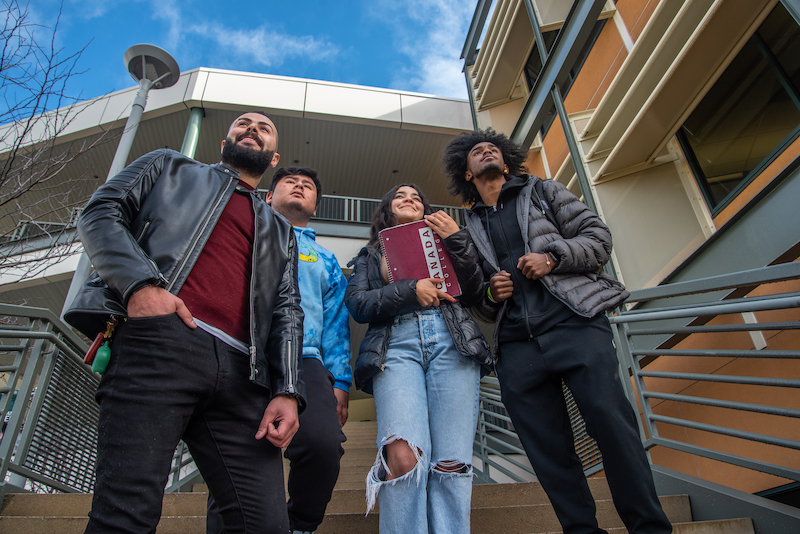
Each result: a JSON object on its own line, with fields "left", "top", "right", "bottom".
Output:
{"left": 678, "top": 3, "right": 800, "bottom": 212}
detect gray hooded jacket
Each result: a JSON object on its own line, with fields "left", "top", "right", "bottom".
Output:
{"left": 464, "top": 174, "right": 628, "bottom": 355}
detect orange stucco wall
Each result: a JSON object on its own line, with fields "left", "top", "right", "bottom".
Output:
{"left": 525, "top": 150, "right": 547, "bottom": 179}
{"left": 616, "top": 0, "right": 660, "bottom": 42}
{"left": 542, "top": 119, "right": 569, "bottom": 177}
{"left": 563, "top": 17, "right": 627, "bottom": 114}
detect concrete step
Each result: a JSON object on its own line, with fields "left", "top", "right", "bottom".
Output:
{"left": 0, "top": 516, "right": 207, "bottom": 534}
{"left": 0, "top": 492, "right": 755, "bottom": 534}
{"left": 1, "top": 492, "right": 208, "bottom": 518}
{"left": 0, "top": 516, "right": 756, "bottom": 534}
{"left": 672, "top": 518, "right": 754, "bottom": 534}
{"left": 0, "top": 481, "right": 676, "bottom": 518}
{"left": 468, "top": 495, "right": 690, "bottom": 534}
{"left": 594, "top": 518, "right": 754, "bottom": 534}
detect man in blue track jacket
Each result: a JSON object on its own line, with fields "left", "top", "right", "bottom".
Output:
{"left": 208, "top": 166, "right": 352, "bottom": 534}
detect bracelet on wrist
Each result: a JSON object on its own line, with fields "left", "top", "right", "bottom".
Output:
{"left": 487, "top": 286, "right": 498, "bottom": 304}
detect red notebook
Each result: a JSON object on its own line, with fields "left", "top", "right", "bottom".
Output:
{"left": 379, "top": 220, "right": 462, "bottom": 297}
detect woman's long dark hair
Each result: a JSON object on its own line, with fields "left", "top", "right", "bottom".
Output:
{"left": 367, "top": 184, "right": 434, "bottom": 249}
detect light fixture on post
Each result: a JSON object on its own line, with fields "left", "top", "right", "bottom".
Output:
{"left": 62, "top": 45, "right": 180, "bottom": 317}
{"left": 105, "top": 44, "right": 181, "bottom": 177}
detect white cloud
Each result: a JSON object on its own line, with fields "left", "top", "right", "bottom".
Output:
{"left": 192, "top": 24, "right": 338, "bottom": 68}
{"left": 371, "top": 0, "right": 473, "bottom": 98}
{"left": 65, "top": 0, "right": 139, "bottom": 20}
{"left": 146, "top": 0, "right": 338, "bottom": 70}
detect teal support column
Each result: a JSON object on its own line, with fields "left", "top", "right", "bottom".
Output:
{"left": 180, "top": 107, "right": 204, "bottom": 158}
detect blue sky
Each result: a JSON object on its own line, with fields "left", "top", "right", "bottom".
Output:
{"left": 28, "top": 0, "right": 476, "bottom": 104}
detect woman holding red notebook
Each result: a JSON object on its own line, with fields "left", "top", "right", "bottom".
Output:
{"left": 345, "top": 184, "right": 492, "bottom": 534}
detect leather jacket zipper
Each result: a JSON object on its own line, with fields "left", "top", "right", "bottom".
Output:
{"left": 249, "top": 345, "right": 257, "bottom": 381}
{"left": 248, "top": 191, "right": 258, "bottom": 381}
{"left": 135, "top": 220, "right": 151, "bottom": 241}
{"left": 286, "top": 340, "right": 295, "bottom": 394}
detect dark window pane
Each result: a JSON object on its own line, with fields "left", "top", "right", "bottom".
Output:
{"left": 681, "top": 4, "right": 800, "bottom": 209}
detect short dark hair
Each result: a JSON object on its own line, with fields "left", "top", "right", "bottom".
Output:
{"left": 270, "top": 166, "right": 323, "bottom": 207}
{"left": 243, "top": 110, "right": 271, "bottom": 119}
{"left": 367, "top": 184, "right": 433, "bottom": 249}
{"left": 229, "top": 110, "right": 278, "bottom": 144}
{"left": 442, "top": 128, "right": 529, "bottom": 205}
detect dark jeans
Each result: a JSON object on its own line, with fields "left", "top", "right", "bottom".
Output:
{"left": 208, "top": 357, "right": 345, "bottom": 532}
{"left": 496, "top": 314, "right": 672, "bottom": 534}
{"left": 84, "top": 314, "right": 288, "bottom": 534}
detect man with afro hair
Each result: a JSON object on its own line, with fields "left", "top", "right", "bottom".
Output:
{"left": 442, "top": 128, "right": 672, "bottom": 534}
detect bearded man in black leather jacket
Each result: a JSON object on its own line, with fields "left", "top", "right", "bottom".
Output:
{"left": 66, "top": 111, "right": 305, "bottom": 534}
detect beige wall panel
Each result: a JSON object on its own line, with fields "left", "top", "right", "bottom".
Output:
{"left": 533, "top": 0, "right": 617, "bottom": 32}
{"left": 616, "top": 0, "right": 661, "bottom": 43}
{"left": 315, "top": 235, "right": 368, "bottom": 270}
{"left": 478, "top": 3, "right": 534, "bottom": 109}
{"left": 594, "top": 164, "right": 703, "bottom": 289}
{"left": 140, "top": 74, "right": 193, "bottom": 116}
{"left": 0, "top": 97, "right": 109, "bottom": 153}
{"left": 533, "top": 0, "right": 572, "bottom": 29}
{"left": 480, "top": 98, "right": 527, "bottom": 134}
{"left": 715, "top": 135, "right": 800, "bottom": 227}
{"left": 96, "top": 86, "right": 136, "bottom": 128}
{"left": 46, "top": 98, "right": 110, "bottom": 142}
{"left": 599, "top": 0, "right": 774, "bottom": 176}
{"left": 399, "top": 95, "right": 473, "bottom": 133}
{"left": 564, "top": 18, "right": 628, "bottom": 114}
{"left": 94, "top": 76, "right": 192, "bottom": 131}
{"left": 202, "top": 72, "right": 307, "bottom": 116}
{"left": 305, "top": 83, "right": 402, "bottom": 126}
{"left": 182, "top": 69, "right": 210, "bottom": 108}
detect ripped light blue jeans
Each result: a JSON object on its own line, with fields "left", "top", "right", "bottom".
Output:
{"left": 367, "top": 308, "right": 480, "bottom": 534}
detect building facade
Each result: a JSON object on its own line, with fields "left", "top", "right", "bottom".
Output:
{"left": 462, "top": 0, "right": 800, "bottom": 503}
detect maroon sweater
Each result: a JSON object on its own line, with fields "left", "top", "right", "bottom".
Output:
{"left": 177, "top": 184, "right": 254, "bottom": 343}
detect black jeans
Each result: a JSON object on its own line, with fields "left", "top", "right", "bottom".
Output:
{"left": 84, "top": 314, "right": 288, "bottom": 534}
{"left": 208, "top": 357, "right": 345, "bottom": 532}
{"left": 496, "top": 314, "right": 672, "bottom": 534}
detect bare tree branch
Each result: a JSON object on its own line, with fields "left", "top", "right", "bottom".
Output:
{"left": 0, "top": 0, "right": 117, "bottom": 282}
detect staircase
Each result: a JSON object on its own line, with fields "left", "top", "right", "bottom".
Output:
{"left": 0, "top": 421, "right": 757, "bottom": 533}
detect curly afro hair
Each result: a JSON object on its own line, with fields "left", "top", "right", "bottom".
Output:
{"left": 442, "top": 128, "right": 528, "bottom": 205}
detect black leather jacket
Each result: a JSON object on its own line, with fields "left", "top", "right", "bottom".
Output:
{"left": 64, "top": 149, "right": 305, "bottom": 405}
{"left": 345, "top": 229, "right": 492, "bottom": 394}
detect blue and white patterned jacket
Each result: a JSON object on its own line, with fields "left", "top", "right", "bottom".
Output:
{"left": 293, "top": 226, "right": 353, "bottom": 392}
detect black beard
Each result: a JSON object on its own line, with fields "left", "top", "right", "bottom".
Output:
{"left": 221, "top": 137, "right": 274, "bottom": 176}
{"left": 475, "top": 160, "right": 504, "bottom": 178}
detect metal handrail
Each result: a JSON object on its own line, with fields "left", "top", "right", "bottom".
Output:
{"left": 611, "top": 263, "right": 800, "bottom": 493}
{"left": 0, "top": 304, "right": 198, "bottom": 499}
{"left": 257, "top": 190, "right": 465, "bottom": 225}
{"left": 4, "top": 194, "right": 466, "bottom": 255}
{"left": 473, "top": 376, "right": 604, "bottom": 483}
{"left": 472, "top": 262, "right": 800, "bottom": 500}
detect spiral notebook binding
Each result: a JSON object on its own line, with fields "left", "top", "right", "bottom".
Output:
{"left": 379, "top": 234, "right": 395, "bottom": 283}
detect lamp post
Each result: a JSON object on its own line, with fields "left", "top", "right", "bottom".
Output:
{"left": 61, "top": 45, "right": 180, "bottom": 317}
